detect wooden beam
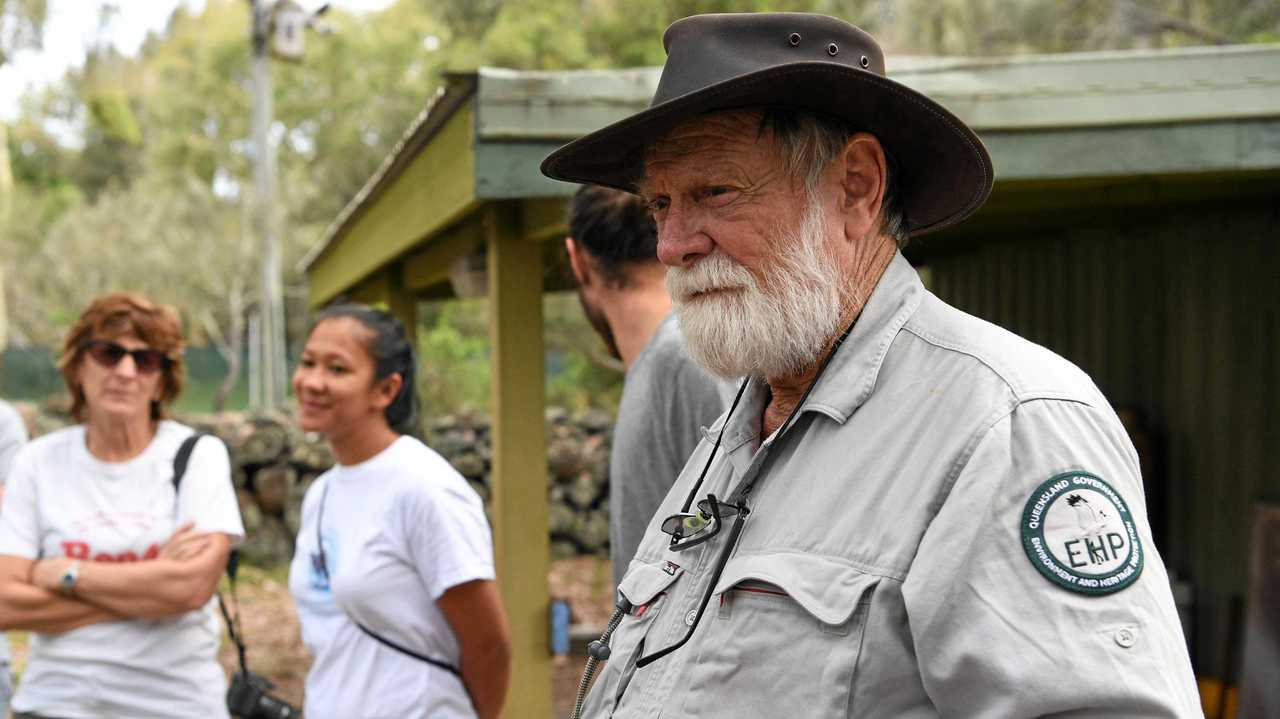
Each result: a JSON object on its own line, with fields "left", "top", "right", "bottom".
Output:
{"left": 401, "top": 216, "right": 486, "bottom": 294}
{"left": 307, "top": 100, "right": 479, "bottom": 308}
{"left": 485, "top": 201, "right": 552, "bottom": 718}
{"left": 520, "top": 197, "right": 569, "bottom": 244}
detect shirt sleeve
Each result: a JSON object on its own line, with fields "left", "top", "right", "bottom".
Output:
{"left": 901, "top": 398, "right": 1201, "bottom": 718}
{"left": 176, "top": 435, "right": 246, "bottom": 542}
{"left": 402, "top": 472, "right": 495, "bottom": 600}
{"left": 0, "top": 445, "right": 41, "bottom": 559}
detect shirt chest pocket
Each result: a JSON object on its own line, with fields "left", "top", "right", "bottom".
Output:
{"left": 678, "top": 552, "right": 879, "bottom": 719}
{"left": 582, "top": 562, "right": 684, "bottom": 717}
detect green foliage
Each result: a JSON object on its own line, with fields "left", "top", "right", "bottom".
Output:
{"left": 543, "top": 292, "right": 624, "bottom": 412}
{"left": 413, "top": 293, "right": 625, "bottom": 417}
{"left": 482, "top": 0, "right": 593, "bottom": 69}
{"left": 417, "top": 299, "right": 492, "bottom": 416}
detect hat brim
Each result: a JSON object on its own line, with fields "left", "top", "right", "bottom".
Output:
{"left": 541, "top": 62, "right": 993, "bottom": 236}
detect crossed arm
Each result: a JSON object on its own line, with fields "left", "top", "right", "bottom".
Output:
{"left": 0, "top": 523, "right": 231, "bottom": 633}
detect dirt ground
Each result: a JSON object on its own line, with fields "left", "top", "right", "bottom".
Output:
{"left": 7, "top": 557, "right": 613, "bottom": 717}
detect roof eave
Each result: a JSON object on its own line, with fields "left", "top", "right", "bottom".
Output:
{"left": 299, "top": 72, "right": 480, "bottom": 272}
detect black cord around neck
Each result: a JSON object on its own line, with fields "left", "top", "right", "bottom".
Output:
{"left": 678, "top": 317, "right": 858, "bottom": 512}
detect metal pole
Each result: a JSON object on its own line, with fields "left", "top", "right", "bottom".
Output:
{"left": 250, "top": 0, "right": 286, "bottom": 411}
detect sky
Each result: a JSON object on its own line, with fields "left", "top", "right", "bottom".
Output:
{"left": 0, "top": 0, "right": 396, "bottom": 121}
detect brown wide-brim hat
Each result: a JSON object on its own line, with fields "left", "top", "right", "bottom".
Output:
{"left": 541, "top": 13, "right": 994, "bottom": 236}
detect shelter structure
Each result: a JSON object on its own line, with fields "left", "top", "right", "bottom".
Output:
{"left": 304, "top": 43, "right": 1280, "bottom": 714}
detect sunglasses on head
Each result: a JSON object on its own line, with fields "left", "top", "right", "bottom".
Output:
{"left": 84, "top": 340, "right": 172, "bottom": 374}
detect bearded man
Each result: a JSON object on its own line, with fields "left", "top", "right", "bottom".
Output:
{"left": 543, "top": 12, "right": 1200, "bottom": 719}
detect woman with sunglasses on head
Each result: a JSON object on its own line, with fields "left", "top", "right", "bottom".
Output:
{"left": 0, "top": 292, "right": 244, "bottom": 719}
{"left": 288, "top": 304, "right": 510, "bottom": 719}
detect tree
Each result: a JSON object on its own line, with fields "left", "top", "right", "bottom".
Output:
{"left": 0, "top": 0, "right": 49, "bottom": 347}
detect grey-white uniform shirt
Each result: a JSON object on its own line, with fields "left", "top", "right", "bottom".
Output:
{"left": 583, "top": 253, "right": 1200, "bottom": 718}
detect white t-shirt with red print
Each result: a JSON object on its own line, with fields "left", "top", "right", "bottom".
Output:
{"left": 0, "top": 420, "right": 244, "bottom": 719}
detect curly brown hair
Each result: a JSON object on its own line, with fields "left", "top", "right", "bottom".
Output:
{"left": 58, "top": 292, "right": 186, "bottom": 422}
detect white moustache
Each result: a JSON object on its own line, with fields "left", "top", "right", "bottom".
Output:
{"left": 667, "top": 253, "right": 755, "bottom": 303}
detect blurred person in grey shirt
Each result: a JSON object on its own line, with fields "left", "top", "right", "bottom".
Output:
{"left": 564, "top": 185, "right": 731, "bottom": 585}
{"left": 0, "top": 398, "right": 29, "bottom": 716}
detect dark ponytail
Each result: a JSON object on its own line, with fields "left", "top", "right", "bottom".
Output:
{"left": 311, "top": 303, "right": 421, "bottom": 438}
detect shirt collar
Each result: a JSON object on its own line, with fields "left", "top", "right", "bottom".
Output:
{"left": 715, "top": 251, "right": 923, "bottom": 450}
{"left": 801, "top": 251, "right": 923, "bottom": 423}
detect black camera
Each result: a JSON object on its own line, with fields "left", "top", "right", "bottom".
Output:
{"left": 227, "top": 671, "right": 301, "bottom": 719}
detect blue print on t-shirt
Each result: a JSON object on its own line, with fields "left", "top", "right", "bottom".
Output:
{"left": 309, "top": 530, "right": 338, "bottom": 593}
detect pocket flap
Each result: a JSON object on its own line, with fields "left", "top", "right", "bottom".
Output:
{"left": 618, "top": 560, "right": 685, "bottom": 607}
{"left": 712, "top": 552, "right": 878, "bottom": 626}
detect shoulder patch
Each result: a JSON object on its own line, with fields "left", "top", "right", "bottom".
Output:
{"left": 1020, "top": 471, "right": 1144, "bottom": 596}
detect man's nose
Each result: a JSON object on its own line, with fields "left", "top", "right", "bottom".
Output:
{"left": 655, "top": 206, "right": 713, "bottom": 268}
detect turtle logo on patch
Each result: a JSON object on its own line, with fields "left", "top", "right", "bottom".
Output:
{"left": 1020, "top": 472, "right": 1144, "bottom": 596}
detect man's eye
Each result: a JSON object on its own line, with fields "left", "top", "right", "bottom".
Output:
{"left": 298, "top": 357, "right": 315, "bottom": 368}
{"left": 647, "top": 197, "right": 670, "bottom": 216}
{"left": 700, "top": 187, "right": 739, "bottom": 205}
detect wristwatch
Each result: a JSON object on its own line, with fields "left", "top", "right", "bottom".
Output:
{"left": 59, "top": 560, "right": 82, "bottom": 596}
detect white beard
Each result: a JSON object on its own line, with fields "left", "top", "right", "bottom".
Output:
{"left": 667, "top": 201, "right": 847, "bottom": 380}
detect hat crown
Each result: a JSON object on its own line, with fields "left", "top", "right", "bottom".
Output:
{"left": 655, "top": 13, "right": 886, "bottom": 108}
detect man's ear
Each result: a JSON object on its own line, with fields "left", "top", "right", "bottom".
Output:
{"left": 565, "top": 237, "right": 591, "bottom": 286}
{"left": 838, "top": 133, "right": 888, "bottom": 244}
{"left": 372, "top": 372, "right": 403, "bottom": 412}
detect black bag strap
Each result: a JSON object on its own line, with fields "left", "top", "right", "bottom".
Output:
{"left": 172, "top": 432, "right": 249, "bottom": 676}
{"left": 171, "top": 433, "right": 203, "bottom": 495}
{"left": 353, "top": 621, "right": 463, "bottom": 677}
{"left": 315, "top": 480, "right": 463, "bottom": 679}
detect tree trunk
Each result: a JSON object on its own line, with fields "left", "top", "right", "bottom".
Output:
{"left": 213, "top": 281, "right": 247, "bottom": 413}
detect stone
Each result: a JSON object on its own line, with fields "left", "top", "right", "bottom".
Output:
{"left": 254, "top": 463, "right": 297, "bottom": 516}
{"left": 450, "top": 452, "right": 487, "bottom": 479}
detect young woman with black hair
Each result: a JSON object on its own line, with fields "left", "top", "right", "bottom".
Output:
{"left": 287, "top": 304, "right": 510, "bottom": 719}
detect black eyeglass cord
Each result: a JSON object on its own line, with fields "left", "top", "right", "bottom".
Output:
{"left": 569, "top": 317, "right": 859, "bottom": 717}
{"left": 677, "top": 377, "right": 751, "bottom": 514}
{"left": 637, "top": 317, "right": 858, "bottom": 669}
{"left": 678, "top": 317, "right": 855, "bottom": 513}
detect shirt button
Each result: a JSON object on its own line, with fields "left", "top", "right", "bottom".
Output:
{"left": 1114, "top": 628, "right": 1137, "bottom": 648}
{"left": 685, "top": 609, "right": 698, "bottom": 627}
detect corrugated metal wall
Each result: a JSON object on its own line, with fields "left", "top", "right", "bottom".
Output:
{"left": 925, "top": 197, "right": 1280, "bottom": 678}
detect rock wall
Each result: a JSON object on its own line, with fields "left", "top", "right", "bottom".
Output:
{"left": 434, "top": 407, "right": 615, "bottom": 561}
{"left": 16, "top": 400, "right": 618, "bottom": 566}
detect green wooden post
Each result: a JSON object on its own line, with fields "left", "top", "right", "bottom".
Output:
{"left": 486, "top": 202, "right": 552, "bottom": 718}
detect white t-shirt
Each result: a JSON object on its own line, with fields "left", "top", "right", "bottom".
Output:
{"left": 0, "top": 420, "right": 245, "bottom": 719}
{"left": 288, "top": 435, "right": 494, "bottom": 719}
